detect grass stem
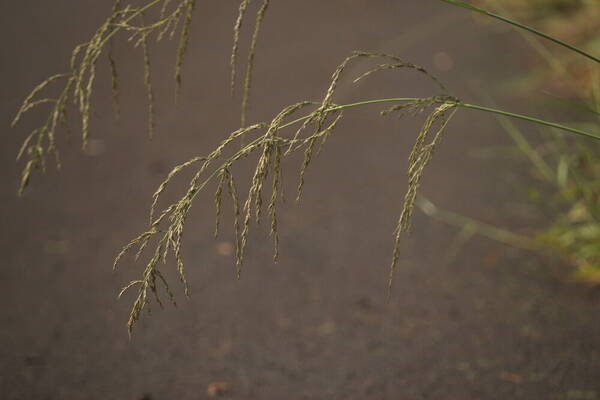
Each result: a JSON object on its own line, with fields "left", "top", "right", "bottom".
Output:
{"left": 438, "top": 0, "right": 600, "bottom": 64}
{"left": 277, "top": 97, "right": 600, "bottom": 141}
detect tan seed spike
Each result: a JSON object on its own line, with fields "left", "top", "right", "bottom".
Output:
{"left": 150, "top": 156, "right": 204, "bottom": 223}
{"left": 108, "top": 44, "right": 120, "bottom": 119}
{"left": 140, "top": 21, "right": 156, "bottom": 138}
{"left": 160, "top": 0, "right": 173, "bottom": 18}
{"left": 14, "top": 1, "right": 210, "bottom": 191}
{"left": 388, "top": 102, "right": 457, "bottom": 295}
{"left": 296, "top": 112, "right": 343, "bottom": 201}
{"left": 214, "top": 169, "right": 227, "bottom": 237}
{"left": 12, "top": 73, "right": 68, "bottom": 127}
{"left": 268, "top": 143, "right": 283, "bottom": 261}
{"left": 175, "top": 0, "right": 196, "bottom": 95}
{"left": 240, "top": 0, "right": 269, "bottom": 127}
{"left": 231, "top": 0, "right": 251, "bottom": 94}
{"left": 108, "top": 0, "right": 123, "bottom": 118}
{"left": 225, "top": 170, "right": 243, "bottom": 266}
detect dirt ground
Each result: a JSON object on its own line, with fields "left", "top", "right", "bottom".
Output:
{"left": 1, "top": 1, "right": 599, "bottom": 399}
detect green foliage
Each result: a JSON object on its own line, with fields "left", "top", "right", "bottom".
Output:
{"left": 534, "top": 139, "right": 600, "bottom": 284}
{"left": 482, "top": 0, "right": 600, "bottom": 283}
{"left": 424, "top": 0, "right": 600, "bottom": 285}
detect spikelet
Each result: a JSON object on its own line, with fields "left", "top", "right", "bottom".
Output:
{"left": 214, "top": 168, "right": 227, "bottom": 237}
{"left": 387, "top": 100, "right": 458, "bottom": 294}
{"left": 160, "top": 0, "right": 173, "bottom": 18}
{"left": 268, "top": 143, "right": 282, "bottom": 261}
{"left": 291, "top": 52, "right": 445, "bottom": 200}
{"left": 238, "top": 139, "right": 273, "bottom": 275}
{"left": 175, "top": 0, "right": 196, "bottom": 95}
{"left": 119, "top": 235, "right": 176, "bottom": 337}
{"left": 380, "top": 97, "right": 439, "bottom": 117}
{"left": 241, "top": 102, "right": 315, "bottom": 265}
{"left": 13, "top": 73, "right": 75, "bottom": 195}
{"left": 231, "top": 0, "right": 250, "bottom": 94}
{"left": 108, "top": 0, "right": 123, "bottom": 118}
{"left": 226, "top": 168, "right": 242, "bottom": 263}
{"left": 140, "top": 19, "right": 156, "bottom": 138}
{"left": 108, "top": 45, "right": 120, "bottom": 119}
{"left": 12, "top": 73, "right": 68, "bottom": 127}
{"left": 14, "top": 0, "right": 278, "bottom": 195}
{"left": 353, "top": 60, "right": 447, "bottom": 93}
{"left": 14, "top": 0, "right": 203, "bottom": 194}
{"left": 240, "top": 0, "right": 270, "bottom": 127}
{"left": 149, "top": 156, "right": 204, "bottom": 222}
{"left": 115, "top": 100, "right": 323, "bottom": 329}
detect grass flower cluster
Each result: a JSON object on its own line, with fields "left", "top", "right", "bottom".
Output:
{"left": 113, "top": 51, "right": 461, "bottom": 334}
{"left": 12, "top": 0, "right": 201, "bottom": 195}
{"left": 11, "top": 0, "right": 273, "bottom": 197}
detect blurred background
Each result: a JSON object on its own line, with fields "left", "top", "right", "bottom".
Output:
{"left": 1, "top": 1, "right": 599, "bottom": 399}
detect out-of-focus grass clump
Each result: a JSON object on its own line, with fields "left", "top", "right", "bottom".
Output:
{"left": 478, "top": 0, "right": 600, "bottom": 284}
{"left": 533, "top": 141, "right": 600, "bottom": 284}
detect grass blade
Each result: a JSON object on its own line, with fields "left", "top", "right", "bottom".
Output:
{"left": 438, "top": 0, "right": 600, "bottom": 64}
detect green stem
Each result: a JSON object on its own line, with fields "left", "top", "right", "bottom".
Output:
{"left": 456, "top": 102, "right": 599, "bottom": 140}
{"left": 438, "top": 0, "right": 600, "bottom": 64}
{"left": 416, "top": 195, "right": 539, "bottom": 251}
{"left": 177, "top": 95, "right": 598, "bottom": 225}
{"left": 278, "top": 97, "right": 600, "bottom": 141}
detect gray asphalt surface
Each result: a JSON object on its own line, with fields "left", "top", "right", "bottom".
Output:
{"left": 1, "top": 1, "right": 599, "bottom": 399}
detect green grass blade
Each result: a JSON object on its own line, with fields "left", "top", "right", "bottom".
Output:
{"left": 542, "top": 91, "right": 600, "bottom": 117}
{"left": 416, "top": 195, "right": 539, "bottom": 251}
{"left": 485, "top": 0, "right": 566, "bottom": 75}
{"left": 438, "top": 0, "right": 600, "bottom": 64}
{"left": 438, "top": 0, "right": 481, "bottom": 11}
{"left": 456, "top": 102, "right": 600, "bottom": 141}
{"left": 275, "top": 97, "right": 600, "bottom": 141}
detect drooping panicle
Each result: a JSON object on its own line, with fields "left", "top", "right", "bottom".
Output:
{"left": 114, "top": 50, "right": 456, "bottom": 333}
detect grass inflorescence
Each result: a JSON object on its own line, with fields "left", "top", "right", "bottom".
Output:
{"left": 12, "top": 0, "right": 202, "bottom": 195}
{"left": 228, "top": 0, "right": 272, "bottom": 127}
{"left": 114, "top": 51, "right": 458, "bottom": 334}
{"left": 239, "top": 0, "right": 270, "bottom": 128}
{"left": 13, "top": 0, "right": 275, "bottom": 196}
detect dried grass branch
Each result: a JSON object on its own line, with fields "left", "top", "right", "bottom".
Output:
{"left": 114, "top": 52, "right": 453, "bottom": 334}
{"left": 12, "top": 0, "right": 200, "bottom": 195}
{"left": 13, "top": 0, "right": 276, "bottom": 195}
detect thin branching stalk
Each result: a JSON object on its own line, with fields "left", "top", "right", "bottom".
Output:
{"left": 140, "top": 14, "right": 156, "bottom": 138}
{"left": 175, "top": 0, "right": 196, "bottom": 95}
{"left": 108, "top": 0, "right": 123, "bottom": 118}
{"left": 231, "top": 0, "right": 251, "bottom": 95}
